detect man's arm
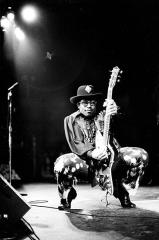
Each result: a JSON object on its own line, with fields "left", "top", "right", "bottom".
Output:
{"left": 64, "top": 115, "right": 94, "bottom": 157}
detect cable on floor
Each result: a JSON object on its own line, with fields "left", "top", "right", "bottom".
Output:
{"left": 22, "top": 217, "right": 40, "bottom": 240}
{"left": 30, "top": 204, "right": 159, "bottom": 220}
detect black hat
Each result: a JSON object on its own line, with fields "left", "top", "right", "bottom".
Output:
{"left": 70, "top": 85, "right": 102, "bottom": 104}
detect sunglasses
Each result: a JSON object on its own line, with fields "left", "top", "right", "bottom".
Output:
{"left": 79, "top": 100, "right": 97, "bottom": 106}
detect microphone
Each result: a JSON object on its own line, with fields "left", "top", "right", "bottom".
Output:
{"left": 8, "top": 82, "right": 19, "bottom": 91}
{"left": 8, "top": 82, "right": 19, "bottom": 101}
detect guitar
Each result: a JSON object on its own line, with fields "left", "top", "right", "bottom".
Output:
{"left": 95, "top": 66, "right": 122, "bottom": 195}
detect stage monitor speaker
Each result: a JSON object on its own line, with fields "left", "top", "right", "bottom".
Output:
{"left": 0, "top": 174, "right": 31, "bottom": 223}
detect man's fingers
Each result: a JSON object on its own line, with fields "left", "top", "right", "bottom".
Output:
{"left": 97, "top": 151, "right": 108, "bottom": 160}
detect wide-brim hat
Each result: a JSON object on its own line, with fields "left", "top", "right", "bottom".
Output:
{"left": 70, "top": 85, "right": 102, "bottom": 104}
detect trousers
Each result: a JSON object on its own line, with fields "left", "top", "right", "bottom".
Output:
{"left": 54, "top": 147, "right": 148, "bottom": 206}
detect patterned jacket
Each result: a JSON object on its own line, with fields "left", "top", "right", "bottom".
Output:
{"left": 64, "top": 110, "right": 118, "bottom": 159}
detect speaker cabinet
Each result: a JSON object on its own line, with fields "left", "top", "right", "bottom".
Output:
{"left": 0, "top": 174, "right": 31, "bottom": 223}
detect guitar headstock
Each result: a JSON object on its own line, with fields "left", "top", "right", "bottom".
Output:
{"left": 109, "top": 66, "right": 122, "bottom": 89}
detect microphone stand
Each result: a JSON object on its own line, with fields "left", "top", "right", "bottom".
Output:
{"left": 8, "top": 82, "right": 18, "bottom": 185}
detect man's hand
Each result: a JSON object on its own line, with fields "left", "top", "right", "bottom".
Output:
{"left": 91, "top": 147, "right": 108, "bottom": 160}
{"left": 103, "top": 99, "right": 118, "bottom": 116}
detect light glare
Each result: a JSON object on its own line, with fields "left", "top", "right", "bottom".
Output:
{"left": 21, "top": 5, "right": 38, "bottom": 23}
{"left": 14, "top": 27, "right": 25, "bottom": 40}
{"left": 0, "top": 16, "right": 10, "bottom": 29}
{"left": 7, "top": 12, "right": 15, "bottom": 21}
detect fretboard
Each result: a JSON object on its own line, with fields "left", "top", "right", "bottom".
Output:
{"left": 103, "top": 87, "right": 113, "bottom": 146}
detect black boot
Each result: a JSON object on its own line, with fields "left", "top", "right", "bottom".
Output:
{"left": 58, "top": 198, "right": 70, "bottom": 211}
{"left": 67, "top": 187, "right": 77, "bottom": 208}
{"left": 119, "top": 194, "right": 136, "bottom": 208}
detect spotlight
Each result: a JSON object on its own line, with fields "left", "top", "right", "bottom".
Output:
{"left": 20, "top": 5, "right": 39, "bottom": 23}
{"left": 7, "top": 12, "right": 15, "bottom": 22}
{"left": 0, "top": 16, "right": 10, "bottom": 30}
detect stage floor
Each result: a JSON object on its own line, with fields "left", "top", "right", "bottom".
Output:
{"left": 4, "top": 183, "right": 159, "bottom": 240}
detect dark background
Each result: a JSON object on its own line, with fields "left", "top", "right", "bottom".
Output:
{"left": 0, "top": 0, "right": 159, "bottom": 183}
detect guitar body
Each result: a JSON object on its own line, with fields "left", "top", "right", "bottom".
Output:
{"left": 95, "top": 130, "right": 114, "bottom": 194}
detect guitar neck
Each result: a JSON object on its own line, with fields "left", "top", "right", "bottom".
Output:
{"left": 102, "top": 65, "right": 121, "bottom": 147}
{"left": 103, "top": 87, "right": 113, "bottom": 146}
